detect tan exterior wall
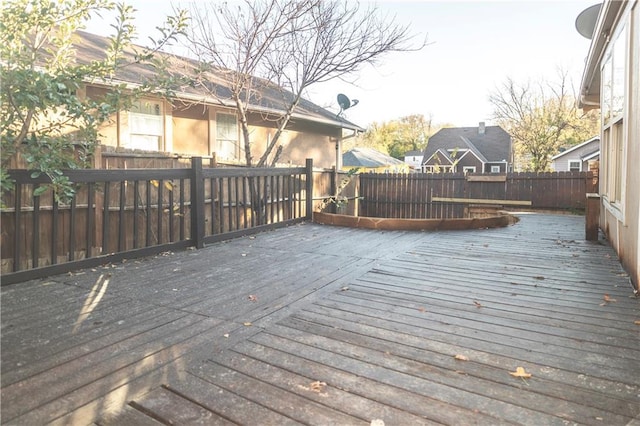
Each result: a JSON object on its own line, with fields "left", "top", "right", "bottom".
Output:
{"left": 599, "top": 1, "right": 640, "bottom": 289}
{"left": 172, "top": 104, "right": 209, "bottom": 156}
{"left": 86, "top": 85, "right": 339, "bottom": 168}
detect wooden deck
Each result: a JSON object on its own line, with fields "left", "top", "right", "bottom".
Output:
{"left": 1, "top": 213, "right": 638, "bottom": 425}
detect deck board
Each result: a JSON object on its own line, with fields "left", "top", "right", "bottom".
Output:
{"left": 2, "top": 214, "right": 639, "bottom": 425}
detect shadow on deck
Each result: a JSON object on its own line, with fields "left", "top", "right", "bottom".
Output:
{"left": 1, "top": 213, "right": 638, "bottom": 425}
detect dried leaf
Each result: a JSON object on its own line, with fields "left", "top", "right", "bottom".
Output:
{"left": 418, "top": 307, "right": 426, "bottom": 313}
{"left": 454, "top": 354, "right": 469, "bottom": 361}
{"left": 603, "top": 294, "right": 617, "bottom": 303}
{"left": 310, "top": 381, "right": 326, "bottom": 392}
{"left": 370, "top": 420, "right": 385, "bottom": 426}
{"left": 243, "top": 322, "right": 252, "bottom": 326}
{"left": 223, "top": 333, "right": 230, "bottom": 338}
{"left": 473, "top": 300, "right": 482, "bottom": 308}
{"left": 509, "top": 366, "right": 532, "bottom": 378}
{"left": 341, "top": 286, "right": 350, "bottom": 291}
{"left": 634, "top": 320, "right": 640, "bottom": 325}
{"left": 533, "top": 276, "right": 545, "bottom": 280}
{"left": 248, "top": 294, "right": 258, "bottom": 302}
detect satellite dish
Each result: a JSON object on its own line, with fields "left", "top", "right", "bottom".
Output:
{"left": 575, "top": 3, "right": 601, "bottom": 39}
{"left": 337, "top": 93, "right": 351, "bottom": 110}
{"left": 337, "top": 93, "right": 359, "bottom": 117}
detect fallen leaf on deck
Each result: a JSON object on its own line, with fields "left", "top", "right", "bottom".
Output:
{"left": 370, "top": 419, "right": 385, "bottom": 426}
{"left": 603, "top": 294, "right": 617, "bottom": 302}
{"left": 341, "top": 286, "right": 349, "bottom": 291}
{"left": 454, "top": 354, "right": 469, "bottom": 361}
{"left": 509, "top": 367, "right": 532, "bottom": 378}
{"left": 418, "top": 307, "right": 426, "bottom": 313}
{"left": 309, "top": 381, "right": 327, "bottom": 392}
{"left": 248, "top": 294, "right": 258, "bottom": 302}
{"left": 634, "top": 320, "right": 640, "bottom": 325}
{"left": 223, "top": 333, "right": 230, "bottom": 338}
{"left": 473, "top": 301, "right": 482, "bottom": 308}
{"left": 533, "top": 276, "right": 545, "bottom": 280}
{"left": 243, "top": 322, "right": 252, "bottom": 326}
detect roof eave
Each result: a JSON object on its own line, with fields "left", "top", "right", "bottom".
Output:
{"left": 578, "top": 0, "right": 626, "bottom": 109}
{"left": 88, "top": 78, "right": 363, "bottom": 132}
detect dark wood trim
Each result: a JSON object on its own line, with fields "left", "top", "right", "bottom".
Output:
{"left": 1, "top": 240, "right": 193, "bottom": 286}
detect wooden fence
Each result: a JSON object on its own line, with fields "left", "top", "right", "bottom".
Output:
{"left": 1, "top": 158, "right": 313, "bottom": 285}
{"left": 359, "top": 171, "right": 597, "bottom": 219}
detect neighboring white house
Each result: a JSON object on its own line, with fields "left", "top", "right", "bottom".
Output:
{"left": 550, "top": 136, "right": 600, "bottom": 172}
{"left": 403, "top": 150, "right": 424, "bottom": 171}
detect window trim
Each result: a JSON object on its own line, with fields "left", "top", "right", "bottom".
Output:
{"left": 215, "top": 111, "right": 240, "bottom": 161}
{"left": 568, "top": 160, "right": 582, "bottom": 172}
{"left": 127, "top": 98, "right": 165, "bottom": 151}
{"left": 599, "top": 21, "right": 629, "bottom": 223}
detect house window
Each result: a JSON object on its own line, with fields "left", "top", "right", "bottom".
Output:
{"left": 216, "top": 112, "right": 239, "bottom": 160}
{"left": 490, "top": 165, "right": 501, "bottom": 173}
{"left": 600, "top": 24, "right": 627, "bottom": 211}
{"left": 463, "top": 166, "right": 476, "bottom": 174}
{"left": 127, "top": 99, "right": 164, "bottom": 151}
{"left": 568, "top": 160, "right": 581, "bottom": 172}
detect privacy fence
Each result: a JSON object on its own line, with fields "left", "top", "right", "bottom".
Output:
{"left": 358, "top": 171, "right": 597, "bottom": 219}
{"left": 1, "top": 158, "right": 313, "bottom": 285}
{"left": 2, "top": 165, "right": 596, "bottom": 284}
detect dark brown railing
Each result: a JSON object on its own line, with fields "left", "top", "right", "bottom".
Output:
{"left": 1, "top": 158, "right": 313, "bottom": 285}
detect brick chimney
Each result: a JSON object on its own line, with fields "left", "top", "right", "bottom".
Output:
{"left": 478, "top": 122, "right": 485, "bottom": 135}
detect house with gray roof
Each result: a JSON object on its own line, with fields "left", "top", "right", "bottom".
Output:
{"left": 550, "top": 136, "right": 599, "bottom": 172}
{"left": 71, "top": 31, "right": 363, "bottom": 169}
{"left": 421, "top": 122, "right": 512, "bottom": 173}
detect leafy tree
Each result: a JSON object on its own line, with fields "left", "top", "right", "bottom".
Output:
{"left": 351, "top": 114, "right": 448, "bottom": 160}
{"left": 489, "top": 71, "right": 600, "bottom": 172}
{"left": 0, "top": 0, "right": 187, "bottom": 200}
{"left": 185, "top": 0, "right": 424, "bottom": 167}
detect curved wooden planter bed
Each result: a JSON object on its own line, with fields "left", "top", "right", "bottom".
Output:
{"left": 313, "top": 211, "right": 519, "bottom": 231}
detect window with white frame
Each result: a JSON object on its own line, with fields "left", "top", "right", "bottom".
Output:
{"left": 216, "top": 112, "right": 239, "bottom": 160}
{"left": 568, "top": 160, "right": 581, "bottom": 172}
{"left": 463, "top": 166, "right": 476, "bottom": 174}
{"left": 490, "top": 165, "right": 501, "bottom": 173}
{"left": 600, "top": 24, "right": 627, "bottom": 209}
{"left": 127, "top": 99, "right": 164, "bottom": 151}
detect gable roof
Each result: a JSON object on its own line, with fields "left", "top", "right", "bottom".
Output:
{"left": 421, "top": 125, "right": 511, "bottom": 165}
{"left": 71, "top": 30, "right": 363, "bottom": 132}
{"left": 551, "top": 136, "right": 600, "bottom": 160}
{"left": 343, "top": 148, "right": 406, "bottom": 168}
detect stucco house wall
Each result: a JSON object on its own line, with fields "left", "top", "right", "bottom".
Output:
{"left": 578, "top": 0, "right": 639, "bottom": 291}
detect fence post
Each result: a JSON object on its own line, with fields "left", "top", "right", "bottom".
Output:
{"left": 305, "top": 158, "right": 313, "bottom": 220}
{"left": 191, "top": 157, "right": 205, "bottom": 249}
{"left": 585, "top": 193, "right": 600, "bottom": 241}
{"left": 330, "top": 166, "right": 337, "bottom": 214}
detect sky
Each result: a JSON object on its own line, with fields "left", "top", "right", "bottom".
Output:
{"left": 86, "top": 0, "right": 597, "bottom": 128}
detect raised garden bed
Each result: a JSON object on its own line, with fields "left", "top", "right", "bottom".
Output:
{"left": 313, "top": 210, "right": 518, "bottom": 231}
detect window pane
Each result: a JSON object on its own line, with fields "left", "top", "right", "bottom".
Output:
{"left": 216, "top": 113, "right": 238, "bottom": 159}
{"left": 128, "top": 99, "right": 164, "bottom": 151}
{"left": 602, "top": 55, "right": 612, "bottom": 124}
{"left": 612, "top": 27, "right": 626, "bottom": 118}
